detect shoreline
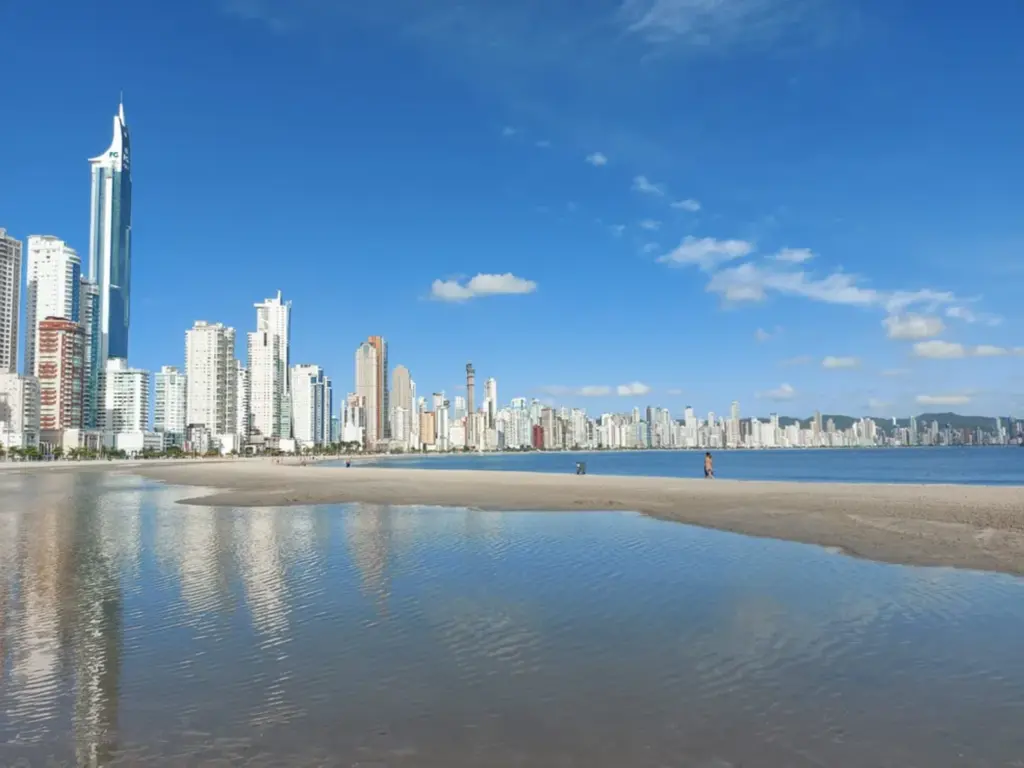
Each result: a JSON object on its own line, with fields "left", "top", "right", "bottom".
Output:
{"left": 132, "top": 463, "right": 1024, "bottom": 577}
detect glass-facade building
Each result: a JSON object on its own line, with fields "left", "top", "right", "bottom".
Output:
{"left": 88, "top": 101, "right": 132, "bottom": 363}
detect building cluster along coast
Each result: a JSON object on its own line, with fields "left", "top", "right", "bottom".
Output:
{"left": 1, "top": 101, "right": 1022, "bottom": 458}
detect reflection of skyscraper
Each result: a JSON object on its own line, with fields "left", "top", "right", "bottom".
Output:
{"left": 344, "top": 504, "right": 392, "bottom": 611}
{"left": 239, "top": 509, "right": 289, "bottom": 639}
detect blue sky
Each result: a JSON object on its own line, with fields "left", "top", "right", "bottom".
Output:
{"left": 2, "top": 0, "right": 1022, "bottom": 417}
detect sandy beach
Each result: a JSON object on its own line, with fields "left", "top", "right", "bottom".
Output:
{"left": 130, "top": 462, "right": 1024, "bottom": 576}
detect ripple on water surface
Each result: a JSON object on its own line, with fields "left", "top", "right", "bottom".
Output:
{"left": 1, "top": 473, "right": 1024, "bottom": 766}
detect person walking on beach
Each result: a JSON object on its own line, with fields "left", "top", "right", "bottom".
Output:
{"left": 704, "top": 452, "right": 714, "bottom": 479}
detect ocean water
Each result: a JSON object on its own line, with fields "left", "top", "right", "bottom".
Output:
{"left": 363, "top": 446, "right": 1024, "bottom": 485}
{"left": 1, "top": 470, "right": 1023, "bottom": 766}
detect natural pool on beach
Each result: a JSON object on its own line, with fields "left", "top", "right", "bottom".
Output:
{"left": 1, "top": 470, "right": 1023, "bottom": 766}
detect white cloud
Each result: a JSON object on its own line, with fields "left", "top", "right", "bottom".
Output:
{"left": 585, "top": 152, "right": 608, "bottom": 166}
{"left": 973, "top": 345, "right": 1008, "bottom": 357}
{"left": 946, "top": 305, "right": 1002, "bottom": 326}
{"left": 822, "top": 356, "right": 859, "bottom": 369}
{"left": 883, "top": 314, "right": 945, "bottom": 340}
{"left": 706, "top": 262, "right": 878, "bottom": 306}
{"left": 913, "top": 340, "right": 965, "bottom": 359}
{"left": 773, "top": 247, "right": 814, "bottom": 264}
{"left": 881, "top": 368, "right": 911, "bottom": 377}
{"left": 641, "top": 242, "right": 660, "bottom": 254}
{"left": 884, "top": 289, "right": 957, "bottom": 315}
{"left": 755, "top": 327, "right": 772, "bottom": 342}
{"left": 916, "top": 394, "right": 971, "bottom": 407}
{"left": 616, "top": 381, "right": 651, "bottom": 396}
{"left": 501, "top": 126, "right": 518, "bottom": 137}
{"left": 757, "top": 383, "right": 795, "bottom": 401}
{"left": 619, "top": 0, "right": 829, "bottom": 47}
{"left": 632, "top": 175, "right": 665, "bottom": 196}
{"left": 610, "top": 224, "right": 626, "bottom": 237}
{"left": 639, "top": 219, "right": 661, "bottom": 231}
{"left": 431, "top": 273, "right": 537, "bottom": 302}
{"left": 671, "top": 198, "right": 701, "bottom": 212}
{"left": 659, "top": 236, "right": 755, "bottom": 271}
{"left": 579, "top": 385, "right": 612, "bottom": 396}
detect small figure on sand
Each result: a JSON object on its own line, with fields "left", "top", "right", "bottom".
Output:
{"left": 704, "top": 452, "right": 714, "bottom": 479}
{"left": 345, "top": 460, "right": 351, "bottom": 468}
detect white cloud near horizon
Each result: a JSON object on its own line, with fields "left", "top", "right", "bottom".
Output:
{"left": 773, "top": 247, "right": 814, "bottom": 264}
{"left": 913, "top": 341, "right": 1020, "bottom": 359}
{"left": 431, "top": 273, "right": 537, "bottom": 301}
{"left": 916, "top": 394, "right": 971, "bottom": 406}
{"left": 617, "top": 381, "right": 651, "bottom": 396}
{"left": 758, "top": 382, "right": 795, "bottom": 401}
{"left": 659, "top": 236, "right": 755, "bottom": 271}
{"left": 632, "top": 175, "right": 665, "bottom": 196}
{"left": 822, "top": 356, "right": 859, "bottom": 369}
{"left": 541, "top": 381, "right": 651, "bottom": 398}
{"left": 585, "top": 152, "right": 608, "bottom": 166}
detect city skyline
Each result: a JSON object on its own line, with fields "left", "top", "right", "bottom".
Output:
{"left": 2, "top": 2, "right": 1023, "bottom": 417}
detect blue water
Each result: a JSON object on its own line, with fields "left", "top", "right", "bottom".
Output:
{"left": 363, "top": 446, "right": 1024, "bottom": 485}
{"left": 1, "top": 471, "right": 1023, "bottom": 766}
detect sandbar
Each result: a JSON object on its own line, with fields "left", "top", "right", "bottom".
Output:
{"left": 130, "top": 462, "right": 1024, "bottom": 576}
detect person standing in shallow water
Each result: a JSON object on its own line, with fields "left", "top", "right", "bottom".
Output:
{"left": 704, "top": 452, "right": 714, "bottom": 478}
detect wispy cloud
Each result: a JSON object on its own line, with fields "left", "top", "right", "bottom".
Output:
{"left": 772, "top": 247, "right": 814, "bottom": 264}
{"left": 501, "top": 125, "right": 518, "bottom": 137}
{"left": 632, "top": 175, "right": 665, "bottom": 196}
{"left": 671, "top": 198, "right": 701, "bottom": 212}
{"left": 946, "top": 305, "right": 1002, "bottom": 326}
{"left": 822, "top": 356, "right": 859, "bottom": 369}
{"left": 780, "top": 355, "right": 812, "bottom": 367}
{"left": 916, "top": 394, "right": 971, "bottom": 406}
{"left": 881, "top": 367, "right": 911, "bottom": 377}
{"left": 541, "top": 381, "right": 651, "bottom": 398}
{"left": 755, "top": 327, "right": 772, "bottom": 342}
{"left": 757, "top": 382, "right": 796, "bottom": 401}
{"left": 431, "top": 273, "right": 537, "bottom": 302}
{"left": 912, "top": 340, "right": 965, "bottom": 359}
{"left": 641, "top": 242, "right": 661, "bottom": 254}
{"left": 883, "top": 314, "right": 944, "bottom": 340}
{"left": 639, "top": 219, "right": 661, "bottom": 231}
{"left": 585, "top": 152, "right": 608, "bottom": 166}
{"left": 659, "top": 236, "right": 755, "bottom": 271}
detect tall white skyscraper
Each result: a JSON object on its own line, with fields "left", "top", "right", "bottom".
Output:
{"left": 24, "top": 236, "right": 81, "bottom": 377}
{"left": 154, "top": 365, "right": 186, "bottom": 442}
{"left": 254, "top": 291, "right": 291, "bottom": 437}
{"left": 0, "top": 229, "right": 22, "bottom": 373}
{"left": 98, "top": 358, "right": 148, "bottom": 433}
{"left": 391, "top": 364, "right": 412, "bottom": 443}
{"left": 292, "top": 364, "right": 332, "bottom": 448}
{"left": 247, "top": 329, "right": 281, "bottom": 440}
{"left": 88, "top": 99, "right": 132, "bottom": 364}
{"left": 355, "top": 342, "right": 379, "bottom": 447}
{"left": 185, "top": 321, "right": 237, "bottom": 435}
{"left": 485, "top": 377, "right": 497, "bottom": 428}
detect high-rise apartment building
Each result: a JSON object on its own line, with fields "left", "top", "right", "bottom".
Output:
{"left": 0, "top": 372, "right": 40, "bottom": 449}
{"left": 88, "top": 100, "right": 132, "bottom": 364}
{"left": 154, "top": 365, "right": 187, "bottom": 443}
{"left": 185, "top": 321, "right": 237, "bottom": 435}
{"left": 98, "top": 358, "right": 149, "bottom": 434}
{"left": 79, "top": 278, "right": 101, "bottom": 428}
{"left": 235, "top": 364, "right": 249, "bottom": 438}
{"left": 485, "top": 377, "right": 497, "bottom": 428}
{"left": 355, "top": 342, "right": 379, "bottom": 447}
{"left": 391, "top": 364, "right": 412, "bottom": 443}
{"left": 453, "top": 395, "right": 467, "bottom": 421}
{"left": 0, "top": 229, "right": 22, "bottom": 373}
{"left": 247, "top": 329, "right": 282, "bottom": 440}
{"left": 292, "top": 364, "right": 332, "bottom": 448}
{"left": 253, "top": 291, "right": 291, "bottom": 437}
{"left": 24, "top": 236, "right": 81, "bottom": 377}
{"left": 367, "top": 336, "right": 389, "bottom": 440}
{"left": 36, "top": 318, "right": 85, "bottom": 432}
{"left": 465, "top": 363, "right": 476, "bottom": 447}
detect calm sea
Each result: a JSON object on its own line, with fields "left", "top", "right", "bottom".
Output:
{"left": 364, "top": 446, "right": 1024, "bottom": 485}
{"left": 1, "top": 470, "right": 1023, "bottom": 766}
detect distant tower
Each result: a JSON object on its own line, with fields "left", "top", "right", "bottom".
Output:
{"left": 466, "top": 362, "right": 476, "bottom": 447}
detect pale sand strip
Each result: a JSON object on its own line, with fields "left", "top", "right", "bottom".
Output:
{"left": 131, "top": 462, "right": 1024, "bottom": 576}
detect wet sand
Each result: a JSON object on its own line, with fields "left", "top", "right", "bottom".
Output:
{"left": 132, "top": 462, "right": 1024, "bottom": 576}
